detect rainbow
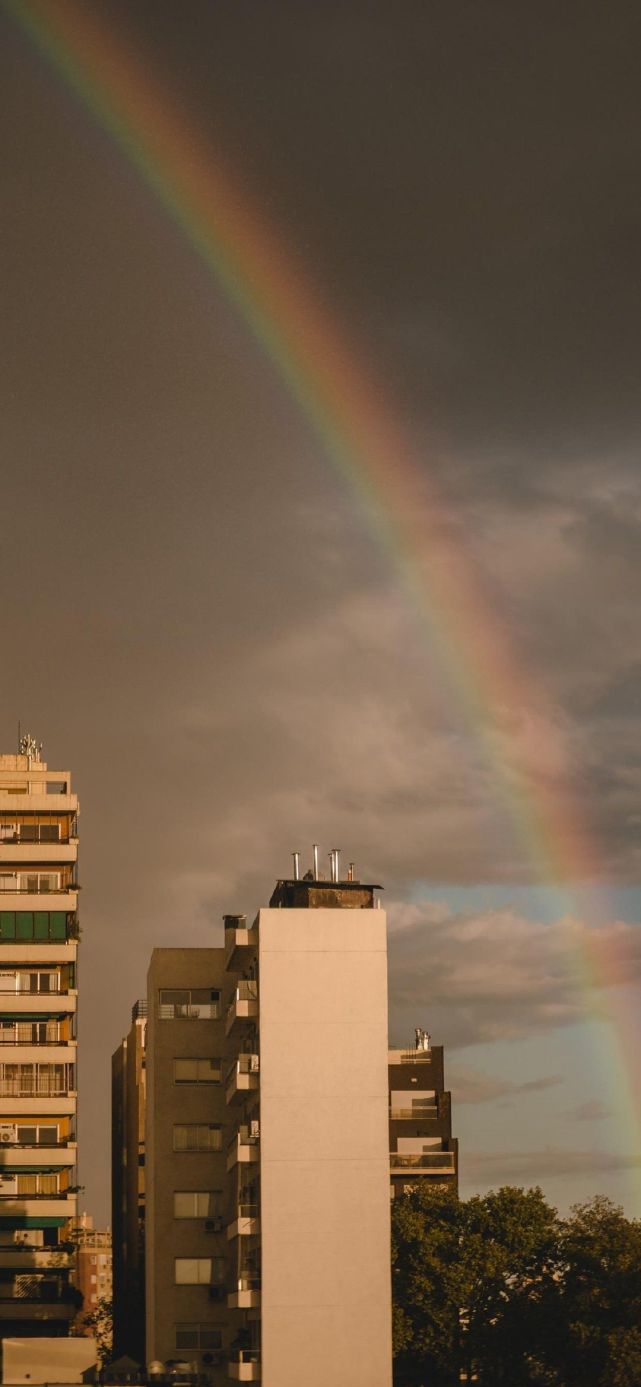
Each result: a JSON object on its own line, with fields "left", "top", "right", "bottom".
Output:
{"left": 5, "top": 0, "right": 640, "bottom": 1194}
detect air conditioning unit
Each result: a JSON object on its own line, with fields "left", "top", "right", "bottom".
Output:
{"left": 0, "top": 1125, "right": 16, "bottom": 1144}
{"left": 204, "top": 1216, "right": 223, "bottom": 1233}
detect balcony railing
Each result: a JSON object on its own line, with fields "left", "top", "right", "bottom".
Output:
{"left": 390, "top": 1151, "right": 455, "bottom": 1170}
{"left": 235, "top": 1275, "right": 261, "bottom": 1292}
{"left": 0, "top": 1083, "right": 74, "bottom": 1098}
{"left": 237, "top": 1203, "right": 259, "bottom": 1219}
{"left": 0, "top": 1279, "right": 79, "bottom": 1304}
{"left": 0, "top": 1140, "right": 75, "bottom": 1149}
{"left": 0, "top": 886, "right": 77, "bottom": 896}
{"left": 0, "top": 990, "right": 69, "bottom": 997}
{"left": 0, "top": 1191, "right": 70, "bottom": 1201}
{"left": 230, "top": 1350, "right": 260, "bottom": 1365}
{"left": 390, "top": 1107, "right": 438, "bottom": 1120}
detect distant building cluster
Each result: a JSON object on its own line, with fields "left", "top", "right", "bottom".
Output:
{"left": 0, "top": 744, "right": 457, "bottom": 1386}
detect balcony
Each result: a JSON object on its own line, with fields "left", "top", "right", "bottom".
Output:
{"left": 225, "top": 982, "right": 258, "bottom": 1036}
{"left": 0, "top": 1196, "right": 78, "bottom": 1216}
{"left": 225, "top": 1054, "right": 259, "bottom": 1105}
{"left": 0, "top": 845, "right": 77, "bottom": 864}
{"left": 390, "top": 1151, "right": 456, "bottom": 1172}
{"left": 0, "top": 992, "right": 77, "bottom": 1015}
{"left": 226, "top": 1127, "right": 260, "bottom": 1172}
{"left": 228, "top": 1349, "right": 261, "bottom": 1381}
{"left": 227, "top": 1276, "right": 261, "bottom": 1311}
{"left": 0, "top": 1143, "right": 77, "bottom": 1169}
{"left": 226, "top": 1204, "right": 260, "bottom": 1241}
{"left": 0, "top": 1247, "right": 75, "bottom": 1269}
{"left": 224, "top": 917, "right": 258, "bottom": 973}
{"left": 390, "top": 1106, "right": 438, "bottom": 1121}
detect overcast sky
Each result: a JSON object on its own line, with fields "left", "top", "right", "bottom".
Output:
{"left": 1, "top": 0, "right": 640, "bottom": 1220}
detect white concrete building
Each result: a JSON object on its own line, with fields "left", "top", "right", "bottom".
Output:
{"left": 223, "top": 864, "right": 393, "bottom": 1387}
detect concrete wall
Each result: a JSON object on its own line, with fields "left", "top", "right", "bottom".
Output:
{"left": 258, "top": 907, "right": 393, "bottom": 1387}
{"left": 145, "top": 950, "right": 230, "bottom": 1372}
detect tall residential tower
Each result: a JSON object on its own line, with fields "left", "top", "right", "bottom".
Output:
{"left": 0, "top": 738, "right": 80, "bottom": 1336}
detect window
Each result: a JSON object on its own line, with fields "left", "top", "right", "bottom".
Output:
{"left": 158, "top": 989, "right": 220, "bottom": 1020}
{"left": 175, "top": 1258, "right": 218, "bottom": 1285}
{"left": 174, "top": 1191, "right": 221, "bottom": 1219}
{"left": 17, "top": 1172, "right": 59, "bottom": 1195}
{"left": 18, "top": 825, "right": 60, "bottom": 844}
{"left": 175, "top": 1325, "right": 222, "bottom": 1352}
{"left": 0, "top": 912, "right": 68, "bottom": 942}
{"left": 173, "top": 1124, "right": 222, "bottom": 1152}
{"left": 16, "top": 1125, "right": 59, "bottom": 1145}
{"left": 173, "top": 1058, "right": 221, "bottom": 1084}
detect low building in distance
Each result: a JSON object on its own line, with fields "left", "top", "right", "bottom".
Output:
{"left": 388, "top": 1029, "right": 458, "bottom": 1196}
{"left": 71, "top": 1212, "right": 112, "bottom": 1333}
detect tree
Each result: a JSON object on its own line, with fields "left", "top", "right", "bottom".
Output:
{"left": 83, "top": 1295, "right": 113, "bottom": 1368}
{"left": 552, "top": 1197, "right": 641, "bottom": 1387}
{"left": 391, "top": 1186, "right": 641, "bottom": 1387}
{"left": 391, "top": 1183, "right": 560, "bottom": 1386}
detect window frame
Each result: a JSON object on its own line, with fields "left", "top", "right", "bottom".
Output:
{"left": 173, "top": 1058, "right": 221, "bottom": 1085}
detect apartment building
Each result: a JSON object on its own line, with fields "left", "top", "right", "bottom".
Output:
{"left": 388, "top": 1031, "right": 458, "bottom": 1197}
{"left": 222, "top": 866, "right": 393, "bottom": 1387}
{"left": 115, "top": 855, "right": 394, "bottom": 1385}
{"left": 144, "top": 949, "right": 237, "bottom": 1376}
{"left": 112, "top": 1000, "right": 147, "bottom": 1363}
{"left": 72, "top": 1213, "right": 112, "bottom": 1330}
{"left": 0, "top": 738, "right": 80, "bottom": 1336}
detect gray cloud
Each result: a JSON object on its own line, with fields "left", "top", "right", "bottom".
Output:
{"left": 450, "top": 1067, "right": 563, "bottom": 1105}
{"left": 388, "top": 902, "right": 641, "bottom": 1049}
{"left": 566, "top": 1099, "right": 612, "bottom": 1123}
{"left": 462, "top": 1149, "right": 641, "bottom": 1186}
{"left": 1, "top": 0, "right": 640, "bottom": 1223}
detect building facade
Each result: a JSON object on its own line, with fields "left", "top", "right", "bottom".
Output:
{"left": 72, "top": 1213, "right": 112, "bottom": 1331}
{"left": 144, "top": 949, "right": 237, "bottom": 1376}
{"left": 0, "top": 740, "right": 80, "bottom": 1336}
{"left": 388, "top": 1034, "right": 458, "bottom": 1198}
{"left": 112, "top": 1000, "right": 147, "bottom": 1363}
{"left": 115, "top": 860, "right": 395, "bottom": 1385}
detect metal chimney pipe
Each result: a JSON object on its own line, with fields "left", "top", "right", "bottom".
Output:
{"left": 328, "top": 851, "right": 335, "bottom": 882}
{"left": 348, "top": 862, "right": 355, "bottom": 882}
{"left": 333, "top": 848, "right": 341, "bottom": 881}
{"left": 292, "top": 851, "right": 300, "bottom": 881}
{"left": 312, "top": 844, "right": 319, "bottom": 879}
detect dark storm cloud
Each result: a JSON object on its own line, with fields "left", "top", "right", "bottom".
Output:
{"left": 1, "top": 1, "right": 640, "bottom": 1214}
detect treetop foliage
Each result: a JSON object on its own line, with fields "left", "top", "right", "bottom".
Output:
{"left": 392, "top": 1184, "right": 641, "bottom": 1387}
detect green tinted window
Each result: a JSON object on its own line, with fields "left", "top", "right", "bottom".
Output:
{"left": 16, "top": 913, "right": 34, "bottom": 940}
{"left": 51, "top": 914, "right": 66, "bottom": 940}
{"left": 34, "top": 913, "right": 49, "bottom": 940}
{"left": 0, "top": 913, "right": 15, "bottom": 940}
